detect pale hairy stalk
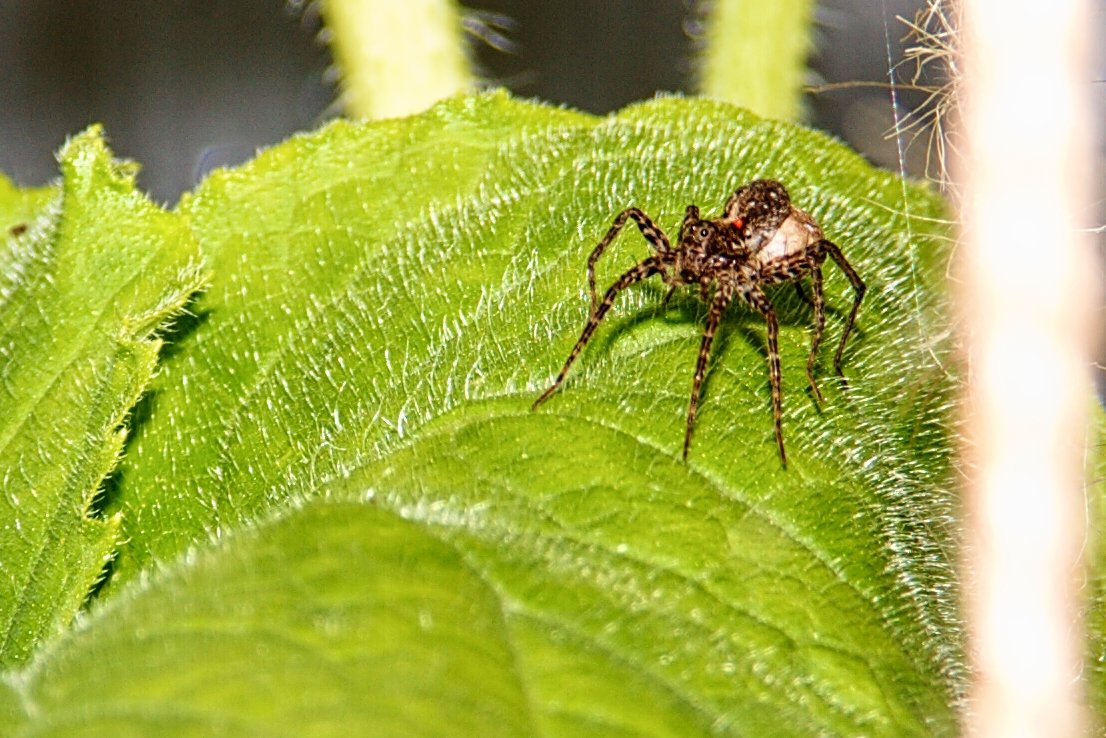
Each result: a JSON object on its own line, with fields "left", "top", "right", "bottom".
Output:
{"left": 900, "top": 0, "right": 963, "bottom": 190}
{"left": 697, "top": 0, "right": 815, "bottom": 121}
{"left": 959, "top": 0, "right": 1097, "bottom": 736}
{"left": 320, "top": 0, "right": 471, "bottom": 120}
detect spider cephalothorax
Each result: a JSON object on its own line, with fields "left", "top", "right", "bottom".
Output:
{"left": 532, "top": 179, "right": 866, "bottom": 467}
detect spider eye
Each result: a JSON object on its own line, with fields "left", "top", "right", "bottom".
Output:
{"left": 698, "top": 227, "right": 709, "bottom": 238}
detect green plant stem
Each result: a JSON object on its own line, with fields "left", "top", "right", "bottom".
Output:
{"left": 698, "top": 0, "right": 815, "bottom": 121}
{"left": 321, "top": 0, "right": 471, "bottom": 120}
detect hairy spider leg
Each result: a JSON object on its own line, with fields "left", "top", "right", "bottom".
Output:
{"left": 587, "top": 209, "right": 670, "bottom": 314}
{"left": 793, "top": 281, "right": 815, "bottom": 308}
{"left": 820, "top": 240, "right": 867, "bottom": 378}
{"left": 745, "top": 285, "right": 787, "bottom": 467}
{"left": 805, "top": 266, "right": 827, "bottom": 405}
{"left": 532, "top": 257, "right": 662, "bottom": 411}
{"left": 684, "top": 283, "right": 735, "bottom": 459}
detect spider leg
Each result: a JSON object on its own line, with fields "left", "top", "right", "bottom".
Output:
{"left": 588, "top": 209, "right": 671, "bottom": 314}
{"left": 684, "top": 284, "right": 734, "bottom": 460}
{"left": 661, "top": 286, "right": 677, "bottom": 309}
{"left": 793, "top": 281, "right": 815, "bottom": 308}
{"left": 747, "top": 286, "right": 787, "bottom": 467}
{"left": 533, "top": 257, "right": 661, "bottom": 411}
{"left": 806, "top": 267, "right": 826, "bottom": 406}
{"left": 820, "top": 240, "right": 867, "bottom": 378}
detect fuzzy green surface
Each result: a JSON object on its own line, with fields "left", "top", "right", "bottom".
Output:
{"left": 8, "top": 503, "right": 531, "bottom": 738}
{"left": 0, "top": 131, "right": 205, "bottom": 667}
{"left": 0, "top": 175, "right": 54, "bottom": 237}
{"left": 3, "top": 92, "right": 970, "bottom": 735}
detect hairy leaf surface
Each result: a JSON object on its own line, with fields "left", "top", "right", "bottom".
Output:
{"left": 5, "top": 94, "right": 966, "bottom": 736}
{"left": 0, "top": 132, "right": 204, "bottom": 666}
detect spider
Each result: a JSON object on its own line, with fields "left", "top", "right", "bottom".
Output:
{"left": 531, "top": 179, "right": 866, "bottom": 466}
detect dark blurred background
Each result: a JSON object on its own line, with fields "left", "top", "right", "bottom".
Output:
{"left": 1, "top": 0, "right": 936, "bottom": 204}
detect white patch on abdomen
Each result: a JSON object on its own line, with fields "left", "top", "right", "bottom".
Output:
{"left": 755, "top": 215, "right": 818, "bottom": 263}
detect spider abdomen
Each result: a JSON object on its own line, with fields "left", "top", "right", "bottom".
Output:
{"left": 753, "top": 210, "right": 822, "bottom": 264}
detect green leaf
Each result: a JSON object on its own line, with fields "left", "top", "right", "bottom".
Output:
{"left": 7, "top": 93, "right": 962, "bottom": 735}
{"left": 0, "top": 175, "right": 55, "bottom": 290}
{"left": 0, "top": 175, "right": 54, "bottom": 237}
{"left": 0, "top": 129, "right": 205, "bottom": 666}
{"left": 7, "top": 502, "right": 534, "bottom": 738}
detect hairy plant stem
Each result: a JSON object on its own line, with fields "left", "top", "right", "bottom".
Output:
{"left": 959, "top": 0, "right": 1096, "bottom": 735}
{"left": 321, "top": 0, "right": 471, "bottom": 120}
{"left": 697, "top": 0, "right": 815, "bottom": 121}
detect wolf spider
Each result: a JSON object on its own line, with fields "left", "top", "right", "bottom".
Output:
{"left": 531, "top": 179, "right": 866, "bottom": 467}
